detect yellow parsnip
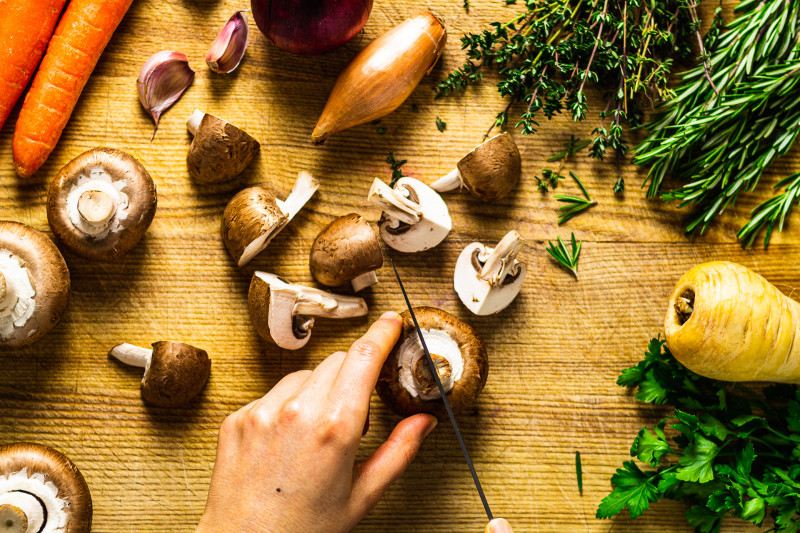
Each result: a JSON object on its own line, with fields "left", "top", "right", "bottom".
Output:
{"left": 665, "top": 261, "right": 800, "bottom": 383}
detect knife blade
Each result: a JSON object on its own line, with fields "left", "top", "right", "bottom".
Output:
{"left": 390, "top": 259, "right": 493, "bottom": 520}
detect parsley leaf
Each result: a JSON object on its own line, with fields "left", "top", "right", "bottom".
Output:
{"left": 597, "top": 461, "right": 660, "bottom": 519}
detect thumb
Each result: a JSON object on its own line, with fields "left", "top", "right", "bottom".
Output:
{"left": 485, "top": 518, "right": 513, "bottom": 533}
{"left": 352, "top": 413, "right": 437, "bottom": 509}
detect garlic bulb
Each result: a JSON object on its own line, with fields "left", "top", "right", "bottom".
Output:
{"left": 137, "top": 51, "right": 195, "bottom": 138}
{"left": 206, "top": 10, "right": 250, "bottom": 74}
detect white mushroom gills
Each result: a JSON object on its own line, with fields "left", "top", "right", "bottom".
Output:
{"left": 429, "top": 167, "right": 462, "bottom": 193}
{"left": 0, "top": 252, "right": 36, "bottom": 341}
{"left": 351, "top": 271, "right": 379, "bottom": 292}
{"left": 0, "top": 468, "right": 69, "bottom": 533}
{"left": 66, "top": 167, "right": 129, "bottom": 238}
{"left": 397, "top": 329, "right": 463, "bottom": 400}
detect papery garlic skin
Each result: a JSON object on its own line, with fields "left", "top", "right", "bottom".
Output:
{"left": 137, "top": 51, "right": 195, "bottom": 137}
{"left": 206, "top": 10, "right": 250, "bottom": 74}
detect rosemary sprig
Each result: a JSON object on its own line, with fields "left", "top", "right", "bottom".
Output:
{"left": 737, "top": 172, "right": 800, "bottom": 247}
{"left": 546, "top": 232, "right": 582, "bottom": 277}
{"left": 555, "top": 172, "right": 597, "bottom": 224}
{"left": 576, "top": 451, "right": 583, "bottom": 494}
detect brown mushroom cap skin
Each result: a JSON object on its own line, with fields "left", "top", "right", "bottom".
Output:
{"left": 0, "top": 442, "right": 92, "bottom": 532}
{"left": 309, "top": 214, "right": 384, "bottom": 287}
{"left": 46, "top": 148, "right": 157, "bottom": 261}
{"left": 221, "top": 187, "right": 288, "bottom": 266}
{"left": 187, "top": 114, "right": 260, "bottom": 183}
{"left": 376, "top": 307, "right": 488, "bottom": 419}
{"left": 458, "top": 133, "right": 521, "bottom": 202}
{"left": 140, "top": 341, "right": 211, "bottom": 407}
{"left": 0, "top": 222, "right": 70, "bottom": 350}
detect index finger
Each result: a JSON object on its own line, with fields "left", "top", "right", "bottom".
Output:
{"left": 330, "top": 311, "right": 402, "bottom": 413}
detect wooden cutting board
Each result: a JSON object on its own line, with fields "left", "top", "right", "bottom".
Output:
{"left": 0, "top": 0, "right": 788, "bottom": 530}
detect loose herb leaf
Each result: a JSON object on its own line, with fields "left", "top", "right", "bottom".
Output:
{"left": 386, "top": 152, "right": 408, "bottom": 187}
{"left": 554, "top": 173, "right": 596, "bottom": 225}
{"left": 613, "top": 177, "right": 624, "bottom": 194}
{"left": 377, "top": 127, "right": 387, "bottom": 135}
{"left": 545, "top": 232, "right": 581, "bottom": 278}
{"left": 548, "top": 136, "right": 591, "bottom": 162}
{"left": 435, "top": 116, "right": 447, "bottom": 132}
{"left": 576, "top": 451, "right": 583, "bottom": 494}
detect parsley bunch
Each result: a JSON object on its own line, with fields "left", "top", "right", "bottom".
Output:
{"left": 598, "top": 338, "right": 800, "bottom": 532}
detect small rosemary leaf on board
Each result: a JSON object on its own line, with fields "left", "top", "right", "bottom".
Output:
{"left": 436, "top": 116, "right": 447, "bottom": 132}
{"left": 545, "top": 233, "right": 581, "bottom": 278}
{"left": 613, "top": 177, "right": 625, "bottom": 194}
{"left": 576, "top": 451, "right": 583, "bottom": 494}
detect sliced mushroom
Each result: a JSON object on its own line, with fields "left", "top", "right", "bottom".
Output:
{"left": 222, "top": 172, "right": 319, "bottom": 267}
{"left": 454, "top": 230, "right": 527, "bottom": 315}
{"left": 108, "top": 341, "right": 211, "bottom": 407}
{"left": 0, "top": 442, "right": 92, "bottom": 533}
{"left": 309, "top": 214, "right": 384, "bottom": 291}
{"left": 0, "top": 221, "right": 70, "bottom": 350}
{"left": 248, "top": 272, "right": 368, "bottom": 350}
{"left": 46, "top": 148, "right": 157, "bottom": 261}
{"left": 430, "top": 133, "right": 521, "bottom": 202}
{"left": 376, "top": 307, "right": 488, "bottom": 419}
{"left": 368, "top": 177, "right": 451, "bottom": 253}
{"left": 186, "top": 110, "right": 260, "bottom": 183}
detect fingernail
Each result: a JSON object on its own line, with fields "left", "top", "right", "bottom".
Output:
{"left": 423, "top": 416, "right": 438, "bottom": 438}
{"left": 380, "top": 311, "right": 400, "bottom": 322}
{"left": 486, "top": 518, "right": 513, "bottom": 533}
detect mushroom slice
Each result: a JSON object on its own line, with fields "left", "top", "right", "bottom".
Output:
{"left": 222, "top": 171, "right": 319, "bottom": 267}
{"left": 0, "top": 442, "right": 92, "bottom": 533}
{"left": 46, "top": 148, "right": 157, "bottom": 261}
{"left": 309, "top": 213, "right": 384, "bottom": 291}
{"left": 0, "top": 221, "right": 70, "bottom": 350}
{"left": 186, "top": 110, "right": 260, "bottom": 183}
{"left": 368, "top": 177, "right": 451, "bottom": 253}
{"left": 454, "top": 230, "right": 527, "bottom": 315}
{"left": 376, "top": 307, "right": 488, "bottom": 419}
{"left": 248, "top": 272, "right": 368, "bottom": 350}
{"left": 430, "top": 132, "right": 521, "bottom": 203}
{"left": 109, "top": 341, "right": 211, "bottom": 407}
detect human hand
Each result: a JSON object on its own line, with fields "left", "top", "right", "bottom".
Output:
{"left": 196, "top": 312, "right": 438, "bottom": 533}
{"left": 485, "top": 518, "right": 513, "bottom": 532}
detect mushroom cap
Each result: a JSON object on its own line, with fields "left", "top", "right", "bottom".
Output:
{"left": 0, "top": 442, "right": 92, "bottom": 532}
{"left": 378, "top": 178, "right": 452, "bottom": 253}
{"left": 0, "top": 221, "right": 70, "bottom": 350}
{"left": 457, "top": 133, "right": 521, "bottom": 202}
{"left": 248, "top": 272, "right": 311, "bottom": 351}
{"left": 141, "top": 341, "right": 211, "bottom": 407}
{"left": 309, "top": 213, "right": 383, "bottom": 287}
{"left": 376, "top": 307, "right": 488, "bottom": 419}
{"left": 221, "top": 187, "right": 289, "bottom": 267}
{"left": 187, "top": 114, "right": 260, "bottom": 183}
{"left": 46, "top": 148, "right": 157, "bottom": 261}
{"left": 454, "top": 242, "right": 527, "bottom": 315}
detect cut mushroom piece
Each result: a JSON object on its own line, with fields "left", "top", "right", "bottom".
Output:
{"left": 108, "top": 341, "right": 211, "bottom": 407}
{"left": 454, "top": 230, "right": 527, "bottom": 315}
{"left": 46, "top": 148, "right": 157, "bottom": 261}
{"left": 309, "top": 214, "right": 384, "bottom": 291}
{"left": 186, "top": 110, "right": 260, "bottom": 183}
{"left": 376, "top": 307, "right": 488, "bottom": 419}
{"left": 368, "top": 177, "right": 451, "bottom": 253}
{"left": 0, "top": 442, "right": 92, "bottom": 533}
{"left": 430, "top": 132, "right": 521, "bottom": 203}
{"left": 0, "top": 221, "right": 70, "bottom": 350}
{"left": 222, "top": 171, "right": 319, "bottom": 267}
{"left": 248, "top": 272, "right": 368, "bottom": 350}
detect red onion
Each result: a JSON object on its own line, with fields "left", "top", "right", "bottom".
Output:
{"left": 251, "top": 0, "right": 373, "bottom": 55}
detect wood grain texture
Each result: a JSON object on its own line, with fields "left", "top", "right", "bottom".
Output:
{"left": 0, "top": 0, "right": 792, "bottom": 531}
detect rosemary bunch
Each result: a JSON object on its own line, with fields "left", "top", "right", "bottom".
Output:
{"left": 637, "top": 0, "right": 800, "bottom": 245}
{"left": 436, "top": 0, "right": 697, "bottom": 158}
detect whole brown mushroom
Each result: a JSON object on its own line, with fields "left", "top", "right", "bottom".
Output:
{"left": 0, "top": 221, "right": 70, "bottom": 350}
{"left": 108, "top": 341, "right": 211, "bottom": 407}
{"left": 0, "top": 442, "right": 92, "bottom": 533}
{"left": 376, "top": 307, "right": 488, "bottom": 419}
{"left": 309, "top": 214, "right": 383, "bottom": 291}
{"left": 46, "top": 148, "right": 157, "bottom": 261}
{"left": 186, "top": 110, "right": 260, "bottom": 183}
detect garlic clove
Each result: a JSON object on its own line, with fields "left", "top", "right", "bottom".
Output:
{"left": 206, "top": 10, "right": 250, "bottom": 74}
{"left": 137, "top": 51, "right": 195, "bottom": 138}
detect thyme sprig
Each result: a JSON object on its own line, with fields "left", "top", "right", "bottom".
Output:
{"left": 546, "top": 232, "right": 582, "bottom": 277}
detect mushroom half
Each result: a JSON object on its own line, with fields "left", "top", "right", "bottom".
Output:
{"left": 108, "top": 341, "right": 211, "bottom": 407}
{"left": 454, "top": 230, "right": 527, "bottom": 315}
{"left": 368, "top": 177, "right": 451, "bottom": 253}
{"left": 430, "top": 133, "right": 521, "bottom": 203}
{"left": 248, "top": 272, "right": 368, "bottom": 350}
{"left": 376, "top": 307, "right": 488, "bottom": 419}
{"left": 0, "top": 442, "right": 92, "bottom": 533}
{"left": 222, "top": 172, "right": 319, "bottom": 267}
{"left": 186, "top": 110, "right": 260, "bottom": 183}
{"left": 46, "top": 148, "right": 157, "bottom": 261}
{"left": 0, "top": 221, "right": 70, "bottom": 350}
{"left": 309, "top": 213, "right": 384, "bottom": 291}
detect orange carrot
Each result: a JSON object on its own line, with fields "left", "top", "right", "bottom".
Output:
{"left": 0, "top": 0, "right": 67, "bottom": 132}
{"left": 12, "top": 0, "right": 134, "bottom": 178}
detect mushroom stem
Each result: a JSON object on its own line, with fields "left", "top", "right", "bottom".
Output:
{"left": 186, "top": 109, "right": 205, "bottom": 136}
{"left": 77, "top": 190, "right": 117, "bottom": 225}
{"left": 108, "top": 343, "right": 153, "bottom": 368}
{"left": 429, "top": 168, "right": 462, "bottom": 193}
{"left": 0, "top": 272, "right": 6, "bottom": 306}
{"left": 0, "top": 492, "right": 45, "bottom": 533}
{"left": 351, "top": 271, "right": 379, "bottom": 292}
{"left": 288, "top": 286, "right": 369, "bottom": 318}
{"left": 368, "top": 179, "right": 421, "bottom": 225}
{"left": 477, "top": 230, "right": 525, "bottom": 286}
{"left": 276, "top": 171, "right": 320, "bottom": 222}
